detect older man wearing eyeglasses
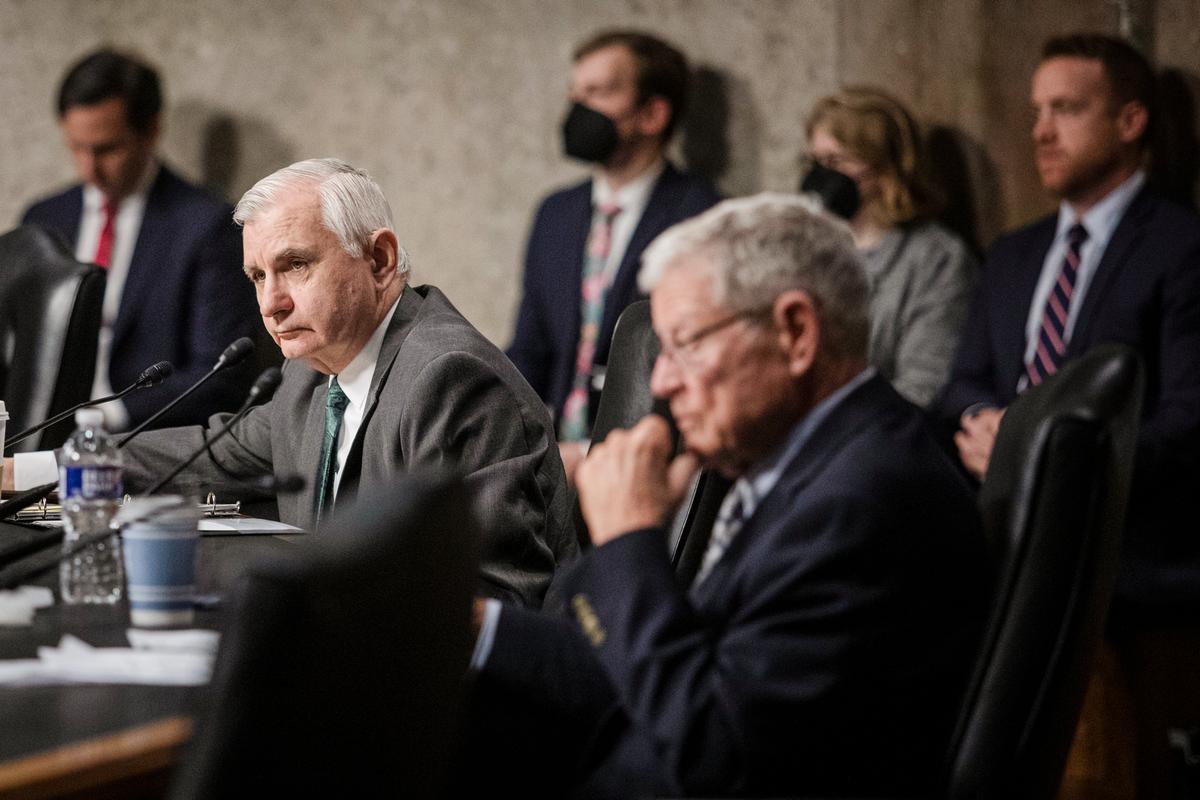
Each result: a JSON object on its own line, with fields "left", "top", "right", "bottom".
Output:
{"left": 460, "top": 194, "right": 988, "bottom": 799}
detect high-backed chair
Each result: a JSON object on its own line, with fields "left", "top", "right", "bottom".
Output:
{"left": 170, "top": 475, "right": 479, "bottom": 799}
{"left": 575, "top": 300, "right": 727, "bottom": 579}
{"left": 944, "top": 343, "right": 1144, "bottom": 799}
{"left": 0, "top": 225, "right": 105, "bottom": 450}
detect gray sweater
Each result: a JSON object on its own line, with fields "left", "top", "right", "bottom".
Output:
{"left": 862, "top": 222, "right": 977, "bottom": 407}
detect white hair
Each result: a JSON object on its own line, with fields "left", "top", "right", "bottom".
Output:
{"left": 638, "top": 192, "right": 869, "bottom": 358}
{"left": 234, "top": 158, "right": 411, "bottom": 275}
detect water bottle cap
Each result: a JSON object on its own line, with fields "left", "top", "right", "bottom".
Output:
{"left": 75, "top": 408, "right": 105, "bottom": 428}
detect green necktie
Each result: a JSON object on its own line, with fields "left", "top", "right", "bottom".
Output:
{"left": 314, "top": 377, "right": 350, "bottom": 526}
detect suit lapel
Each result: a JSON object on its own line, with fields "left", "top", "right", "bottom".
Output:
{"left": 112, "top": 169, "right": 173, "bottom": 353}
{"left": 563, "top": 183, "right": 594, "bottom": 332}
{"left": 599, "top": 166, "right": 682, "bottom": 347}
{"left": 998, "top": 218, "right": 1057, "bottom": 394}
{"left": 335, "top": 285, "right": 425, "bottom": 505}
{"left": 690, "top": 376, "right": 893, "bottom": 604}
{"left": 58, "top": 187, "right": 86, "bottom": 248}
{"left": 1068, "top": 190, "right": 1151, "bottom": 354}
{"left": 297, "top": 379, "right": 328, "bottom": 528}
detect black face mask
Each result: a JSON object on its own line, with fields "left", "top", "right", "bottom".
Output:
{"left": 799, "top": 161, "right": 860, "bottom": 220}
{"left": 561, "top": 102, "right": 619, "bottom": 164}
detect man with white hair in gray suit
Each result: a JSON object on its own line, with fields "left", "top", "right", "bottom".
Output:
{"left": 8, "top": 158, "right": 575, "bottom": 607}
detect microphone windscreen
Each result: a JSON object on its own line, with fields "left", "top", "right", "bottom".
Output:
{"left": 136, "top": 361, "right": 174, "bottom": 387}
{"left": 215, "top": 337, "right": 255, "bottom": 369}
{"left": 247, "top": 366, "right": 283, "bottom": 403}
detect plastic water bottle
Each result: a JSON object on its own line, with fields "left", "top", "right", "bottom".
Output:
{"left": 58, "top": 408, "right": 125, "bottom": 604}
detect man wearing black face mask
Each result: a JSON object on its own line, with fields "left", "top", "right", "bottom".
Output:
{"left": 507, "top": 30, "right": 720, "bottom": 480}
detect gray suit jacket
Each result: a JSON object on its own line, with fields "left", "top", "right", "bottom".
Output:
{"left": 121, "top": 284, "right": 576, "bottom": 607}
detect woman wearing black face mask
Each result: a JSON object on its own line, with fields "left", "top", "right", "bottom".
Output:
{"left": 800, "top": 87, "right": 976, "bottom": 408}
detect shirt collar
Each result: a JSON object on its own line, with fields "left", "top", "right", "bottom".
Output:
{"left": 592, "top": 157, "right": 665, "bottom": 212}
{"left": 82, "top": 159, "right": 160, "bottom": 213}
{"left": 1055, "top": 169, "right": 1145, "bottom": 250}
{"left": 330, "top": 289, "right": 402, "bottom": 409}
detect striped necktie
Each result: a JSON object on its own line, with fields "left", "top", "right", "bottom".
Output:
{"left": 692, "top": 480, "right": 755, "bottom": 590}
{"left": 313, "top": 377, "right": 350, "bottom": 526}
{"left": 1024, "top": 222, "right": 1089, "bottom": 388}
{"left": 560, "top": 201, "right": 622, "bottom": 441}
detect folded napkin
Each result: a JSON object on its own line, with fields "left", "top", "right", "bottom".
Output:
{"left": 0, "top": 586, "right": 55, "bottom": 626}
{"left": 0, "top": 630, "right": 219, "bottom": 686}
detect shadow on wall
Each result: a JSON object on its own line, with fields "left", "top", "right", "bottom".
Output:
{"left": 1151, "top": 69, "right": 1200, "bottom": 211}
{"left": 168, "top": 100, "right": 296, "bottom": 204}
{"left": 167, "top": 100, "right": 292, "bottom": 373}
{"left": 678, "top": 66, "right": 763, "bottom": 197}
{"left": 926, "top": 125, "right": 1005, "bottom": 255}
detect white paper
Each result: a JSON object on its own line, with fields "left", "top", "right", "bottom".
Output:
{"left": 198, "top": 517, "right": 303, "bottom": 534}
{"left": 0, "top": 633, "right": 216, "bottom": 686}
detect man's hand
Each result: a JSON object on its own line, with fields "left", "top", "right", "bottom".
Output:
{"left": 1, "top": 457, "right": 13, "bottom": 492}
{"left": 557, "top": 441, "right": 588, "bottom": 488}
{"left": 954, "top": 407, "right": 1006, "bottom": 481}
{"left": 575, "top": 416, "right": 700, "bottom": 547}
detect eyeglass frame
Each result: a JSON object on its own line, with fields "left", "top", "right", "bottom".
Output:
{"left": 656, "top": 305, "right": 775, "bottom": 372}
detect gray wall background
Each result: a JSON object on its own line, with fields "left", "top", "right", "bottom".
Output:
{"left": 2, "top": 0, "right": 1197, "bottom": 345}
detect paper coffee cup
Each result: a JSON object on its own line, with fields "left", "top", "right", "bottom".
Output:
{"left": 121, "top": 496, "right": 200, "bottom": 627}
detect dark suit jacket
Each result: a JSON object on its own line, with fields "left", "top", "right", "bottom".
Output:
{"left": 507, "top": 162, "right": 720, "bottom": 423}
{"left": 938, "top": 189, "right": 1200, "bottom": 618}
{"left": 121, "top": 285, "right": 576, "bottom": 607}
{"left": 22, "top": 164, "right": 258, "bottom": 428}
{"left": 469, "top": 376, "right": 988, "bottom": 798}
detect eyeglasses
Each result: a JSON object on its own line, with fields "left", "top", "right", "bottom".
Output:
{"left": 657, "top": 306, "right": 772, "bottom": 372}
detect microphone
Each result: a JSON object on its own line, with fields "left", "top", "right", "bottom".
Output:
{"left": 118, "top": 337, "right": 255, "bottom": 448}
{"left": 142, "top": 367, "right": 282, "bottom": 496}
{"left": 3, "top": 361, "right": 174, "bottom": 453}
{"left": 221, "top": 473, "right": 306, "bottom": 496}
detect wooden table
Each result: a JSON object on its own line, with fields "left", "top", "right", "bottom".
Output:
{"left": 0, "top": 533, "right": 299, "bottom": 799}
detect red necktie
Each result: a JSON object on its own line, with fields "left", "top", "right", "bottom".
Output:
{"left": 93, "top": 199, "right": 117, "bottom": 268}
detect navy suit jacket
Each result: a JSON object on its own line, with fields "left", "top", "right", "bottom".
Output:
{"left": 469, "top": 376, "right": 988, "bottom": 798}
{"left": 507, "top": 162, "right": 720, "bottom": 422}
{"left": 22, "top": 165, "right": 258, "bottom": 428}
{"left": 938, "top": 189, "right": 1200, "bottom": 617}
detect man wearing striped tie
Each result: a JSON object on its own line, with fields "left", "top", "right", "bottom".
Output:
{"left": 464, "top": 195, "right": 987, "bottom": 798}
{"left": 506, "top": 31, "right": 720, "bottom": 482}
{"left": 938, "top": 34, "right": 1200, "bottom": 796}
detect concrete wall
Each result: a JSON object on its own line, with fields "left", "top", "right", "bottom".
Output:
{"left": 1, "top": 0, "right": 1196, "bottom": 344}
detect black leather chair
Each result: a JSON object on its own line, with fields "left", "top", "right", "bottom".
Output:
{"left": 943, "top": 343, "right": 1144, "bottom": 799}
{"left": 0, "top": 225, "right": 105, "bottom": 451}
{"left": 575, "top": 300, "right": 728, "bottom": 579}
{"left": 170, "top": 475, "right": 479, "bottom": 799}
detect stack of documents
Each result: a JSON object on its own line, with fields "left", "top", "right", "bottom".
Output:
{"left": 0, "top": 629, "right": 219, "bottom": 686}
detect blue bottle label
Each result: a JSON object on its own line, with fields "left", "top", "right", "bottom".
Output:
{"left": 59, "top": 466, "right": 123, "bottom": 500}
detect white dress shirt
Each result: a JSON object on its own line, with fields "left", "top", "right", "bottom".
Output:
{"left": 329, "top": 294, "right": 400, "bottom": 500}
{"left": 76, "top": 161, "right": 161, "bottom": 431}
{"left": 1020, "top": 170, "right": 1146, "bottom": 372}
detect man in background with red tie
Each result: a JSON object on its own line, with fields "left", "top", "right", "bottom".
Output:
{"left": 937, "top": 34, "right": 1200, "bottom": 796}
{"left": 21, "top": 48, "right": 256, "bottom": 430}
{"left": 506, "top": 30, "right": 720, "bottom": 480}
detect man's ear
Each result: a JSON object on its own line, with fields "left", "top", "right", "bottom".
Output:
{"left": 368, "top": 228, "right": 400, "bottom": 285}
{"left": 636, "top": 95, "right": 672, "bottom": 139}
{"left": 772, "top": 289, "right": 819, "bottom": 377}
{"left": 1115, "top": 100, "right": 1149, "bottom": 146}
